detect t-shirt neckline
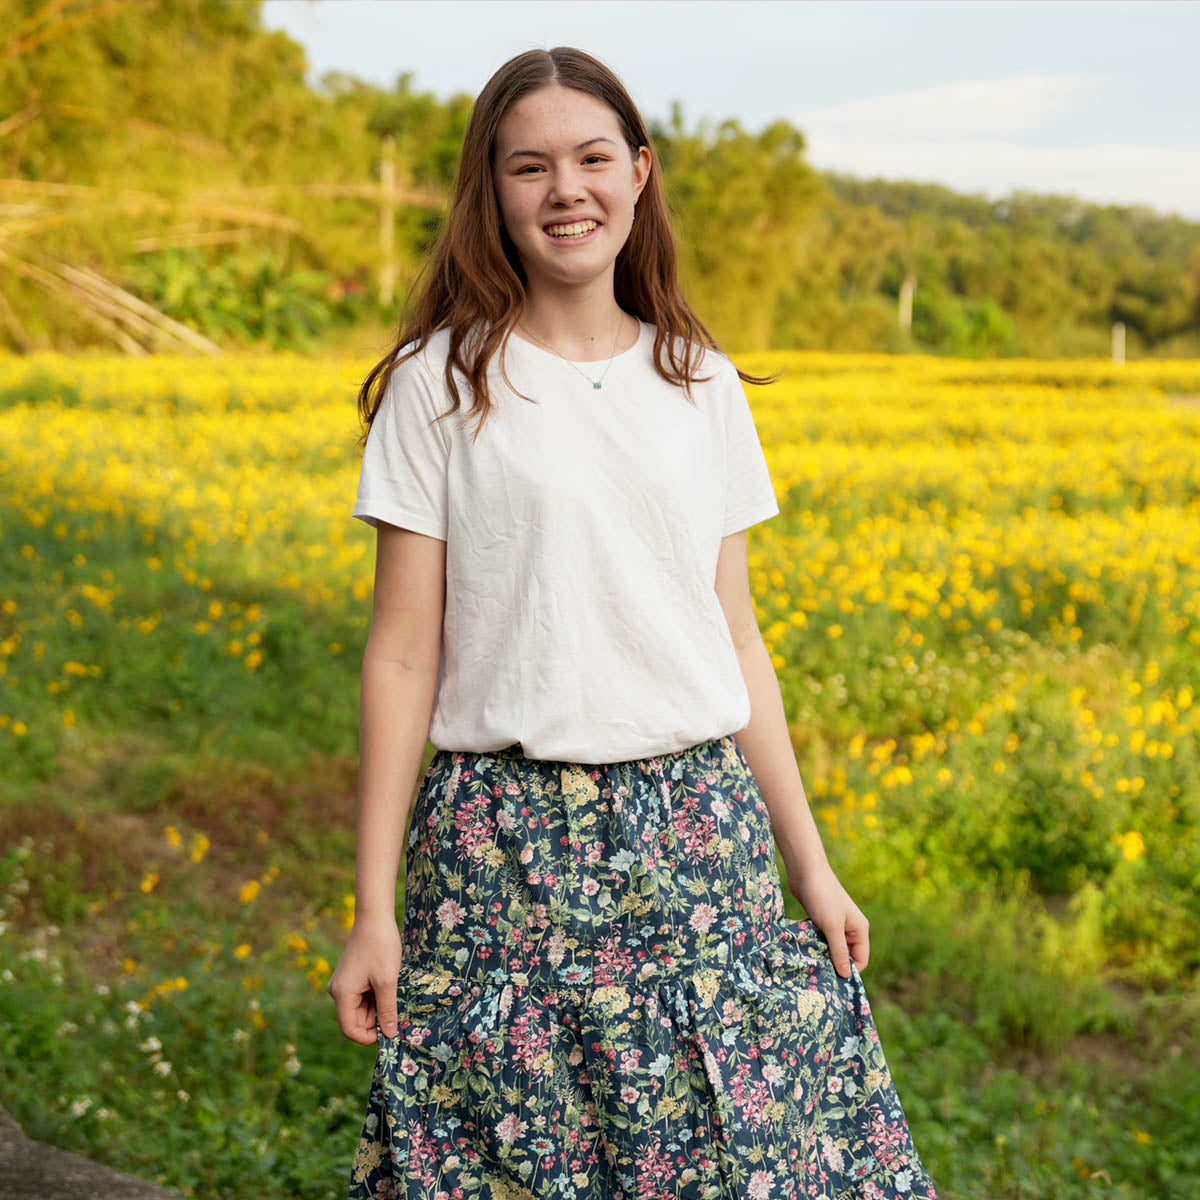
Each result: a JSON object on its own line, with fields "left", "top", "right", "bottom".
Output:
{"left": 508, "top": 316, "right": 646, "bottom": 369}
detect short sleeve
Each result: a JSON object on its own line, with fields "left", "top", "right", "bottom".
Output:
{"left": 351, "top": 350, "right": 451, "bottom": 540}
{"left": 721, "top": 363, "right": 780, "bottom": 537}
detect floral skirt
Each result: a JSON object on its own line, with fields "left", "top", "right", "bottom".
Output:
{"left": 345, "top": 734, "right": 939, "bottom": 1200}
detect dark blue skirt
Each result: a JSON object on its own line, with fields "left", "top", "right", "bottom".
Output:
{"left": 346, "top": 734, "right": 939, "bottom": 1199}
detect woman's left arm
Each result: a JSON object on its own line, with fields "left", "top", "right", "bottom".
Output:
{"left": 713, "top": 529, "right": 870, "bottom": 978}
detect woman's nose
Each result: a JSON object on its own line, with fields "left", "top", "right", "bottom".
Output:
{"left": 548, "top": 166, "right": 587, "bottom": 205}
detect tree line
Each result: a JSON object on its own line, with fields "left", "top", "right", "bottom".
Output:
{"left": 1, "top": 0, "right": 1196, "bottom": 357}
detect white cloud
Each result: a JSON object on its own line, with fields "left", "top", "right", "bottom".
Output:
{"left": 792, "top": 72, "right": 1113, "bottom": 144}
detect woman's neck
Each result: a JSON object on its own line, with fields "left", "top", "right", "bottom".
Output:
{"left": 516, "top": 288, "right": 636, "bottom": 361}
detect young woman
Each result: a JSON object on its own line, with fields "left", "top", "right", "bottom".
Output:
{"left": 329, "top": 45, "right": 939, "bottom": 1200}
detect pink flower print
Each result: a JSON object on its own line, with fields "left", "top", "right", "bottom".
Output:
{"left": 620, "top": 1085, "right": 639, "bottom": 1103}
{"left": 762, "top": 1061, "right": 785, "bottom": 1086}
{"left": 711, "top": 798, "right": 730, "bottom": 820}
{"left": 820, "top": 1135, "right": 844, "bottom": 1173}
{"left": 436, "top": 899, "right": 465, "bottom": 929}
{"left": 581, "top": 877, "right": 601, "bottom": 896}
{"left": 827, "top": 1075, "right": 843, "bottom": 1093}
{"left": 495, "top": 1112, "right": 528, "bottom": 1145}
{"left": 747, "top": 1169, "right": 774, "bottom": 1199}
{"left": 543, "top": 872, "right": 559, "bottom": 887}
{"left": 689, "top": 904, "right": 718, "bottom": 933}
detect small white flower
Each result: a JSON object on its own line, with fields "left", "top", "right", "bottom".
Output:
{"left": 231, "top": 1028, "right": 250, "bottom": 1044}
{"left": 153, "top": 1060, "right": 172, "bottom": 1077}
{"left": 139, "top": 1035, "right": 163, "bottom": 1053}
{"left": 284, "top": 1056, "right": 301, "bottom": 1076}
{"left": 69, "top": 1096, "right": 93, "bottom": 1117}
{"left": 55, "top": 1020, "right": 79, "bottom": 1037}
{"left": 93, "top": 983, "right": 111, "bottom": 996}
{"left": 176, "top": 1090, "right": 190, "bottom": 1103}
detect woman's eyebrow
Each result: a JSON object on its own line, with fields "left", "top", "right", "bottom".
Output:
{"left": 504, "top": 136, "right": 617, "bottom": 162}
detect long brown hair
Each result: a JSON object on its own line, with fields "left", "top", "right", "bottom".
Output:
{"left": 356, "top": 46, "right": 778, "bottom": 446}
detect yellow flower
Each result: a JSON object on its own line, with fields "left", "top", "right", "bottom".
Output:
{"left": 827, "top": 624, "right": 843, "bottom": 639}
{"left": 140, "top": 871, "right": 159, "bottom": 893}
{"left": 1118, "top": 831, "right": 1145, "bottom": 862}
{"left": 164, "top": 825, "right": 183, "bottom": 849}
{"left": 189, "top": 833, "right": 210, "bottom": 863}
{"left": 239, "top": 879, "right": 261, "bottom": 904}
{"left": 234, "top": 943, "right": 253, "bottom": 959}
{"left": 1132, "top": 1129, "right": 1153, "bottom": 1145}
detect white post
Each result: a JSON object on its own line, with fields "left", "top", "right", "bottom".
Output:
{"left": 898, "top": 274, "right": 915, "bottom": 330}
{"left": 379, "top": 134, "right": 396, "bottom": 309}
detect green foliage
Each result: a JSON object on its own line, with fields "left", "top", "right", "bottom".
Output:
{"left": 2, "top": 0, "right": 1198, "bottom": 356}
{"left": 123, "top": 247, "right": 344, "bottom": 349}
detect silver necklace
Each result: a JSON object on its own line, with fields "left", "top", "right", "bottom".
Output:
{"left": 515, "top": 313, "right": 629, "bottom": 389}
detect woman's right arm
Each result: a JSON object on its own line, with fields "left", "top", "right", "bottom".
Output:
{"left": 328, "top": 521, "right": 447, "bottom": 1045}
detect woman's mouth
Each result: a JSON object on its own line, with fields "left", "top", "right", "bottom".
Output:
{"left": 543, "top": 219, "right": 600, "bottom": 243}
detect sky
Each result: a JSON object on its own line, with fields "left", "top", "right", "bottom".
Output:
{"left": 260, "top": 0, "right": 1200, "bottom": 222}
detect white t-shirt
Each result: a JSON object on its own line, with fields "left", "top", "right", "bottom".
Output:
{"left": 351, "top": 317, "right": 780, "bottom": 763}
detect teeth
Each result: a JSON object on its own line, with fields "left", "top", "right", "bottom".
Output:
{"left": 546, "top": 220, "right": 597, "bottom": 238}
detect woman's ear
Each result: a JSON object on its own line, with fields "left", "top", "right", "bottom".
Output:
{"left": 633, "top": 145, "right": 652, "bottom": 203}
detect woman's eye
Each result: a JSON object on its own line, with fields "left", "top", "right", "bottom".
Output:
{"left": 516, "top": 157, "right": 607, "bottom": 174}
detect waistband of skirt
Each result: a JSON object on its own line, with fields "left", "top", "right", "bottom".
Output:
{"left": 435, "top": 733, "right": 738, "bottom": 773}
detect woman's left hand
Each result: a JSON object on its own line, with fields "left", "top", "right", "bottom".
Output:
{"left": 784, "top": 860, "right": 870, "bottom": 979}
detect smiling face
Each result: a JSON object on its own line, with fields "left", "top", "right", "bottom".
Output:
{"left": 492, "top": 83, "right": 651, "bottom": 299}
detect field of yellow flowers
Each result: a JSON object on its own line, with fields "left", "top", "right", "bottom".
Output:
{"left": 1, "top": 349, "right": 1199, "bottom": 1198}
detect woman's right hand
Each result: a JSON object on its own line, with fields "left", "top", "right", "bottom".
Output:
{"left": 327, "top": 915, "right": 404, "bottom": 1045}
